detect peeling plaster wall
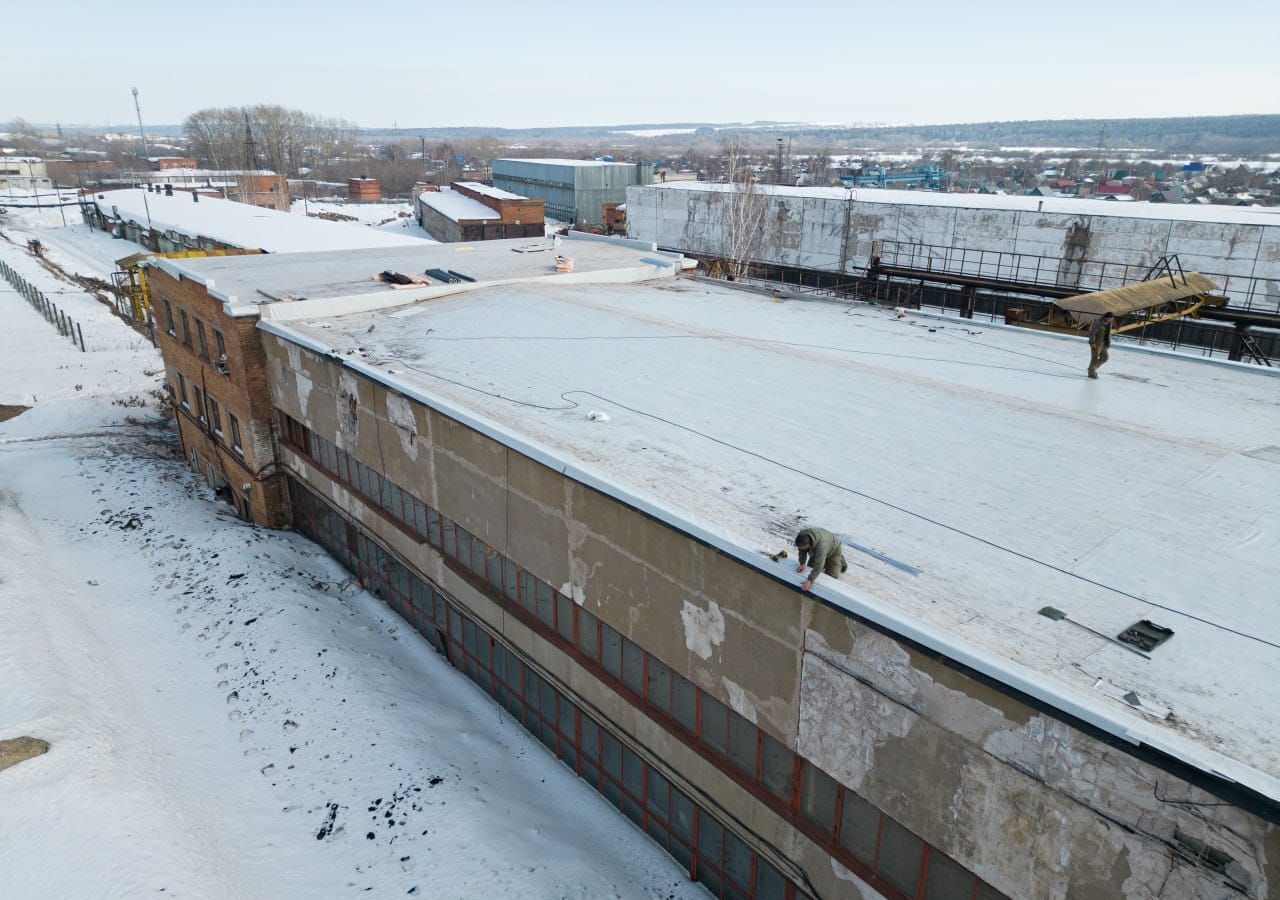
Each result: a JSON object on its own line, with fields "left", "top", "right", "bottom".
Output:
{"left": 799, "top": 615, "right": 1277, "bottom": 900}
{"left": 261, "top": 331, "right": 1277, "bottom": 900}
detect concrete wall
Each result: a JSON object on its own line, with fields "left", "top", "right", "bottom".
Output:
{"left": 626, "top": 186, "right": 1280, "bottom": 309}
{"left": 260, "top": 330, "right": 1279, "bottom": 900}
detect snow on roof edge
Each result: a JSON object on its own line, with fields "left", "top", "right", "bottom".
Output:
{"left": 258, "top": 317, "right": 1280, "bottom": 808}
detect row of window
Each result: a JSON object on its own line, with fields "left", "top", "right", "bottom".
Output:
{"left": 287, "top": 476, "right": 808, "bottom": 900}
{"left": 162, "top": 298, "right": 229, "bottom": 373}
{"left": 175, "top": 371, "right": 243, "bottom": 455}
{"left": 280, "top": 413, "right": 1007, "bottom": 900}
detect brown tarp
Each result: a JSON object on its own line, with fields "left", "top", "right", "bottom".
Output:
{"left": 1055, "top": 272, "right": 1222, "bottom": 317}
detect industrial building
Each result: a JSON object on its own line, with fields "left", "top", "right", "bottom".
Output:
{"left": 626, "top": 183, "right": 1280, "bottom": 361}
{"left": 83, "top": 188, "right": 423, "bottom": 254}
{"left": 0, "top": 156, "right": 52, "bottom": 192}
{"left": 143, "top": 235, "right": 1280, "bottom": 900}
{"left": 492, "top": 158, "right": 652, "bottom": 226}
{"left": 415, "top": 182, "right": 544, "bottom": 242}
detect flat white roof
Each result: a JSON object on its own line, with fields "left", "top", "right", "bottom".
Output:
{"left": 420, "top": 189, "right": 501, "bottom": 223}
{"left": 274, "top": 273, "right": 1280, "bottom": 803}
{"left": 455, "top": 181, "right": 527, "bottom": 201}
{"left": 497, "top": 158, "right": 636, "bottom": 168}
{"left": 92, "top": 188, "right": 422, "bottom": 254}
{"left": 645, "top": 181, "right": 1280, "bottom": 227}
{"left": 157, "top": 234, "right": 673, "bottom": 312}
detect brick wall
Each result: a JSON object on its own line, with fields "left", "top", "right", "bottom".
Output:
{"left": 149, "top": 266, "right": 289, "bottom": 527}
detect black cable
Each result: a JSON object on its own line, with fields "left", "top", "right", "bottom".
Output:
{"left": 391, "top": 360, "right": 1279, "bottom": 652}
{"left": 403, "top": 332, "right": 1081, "bottom": 381}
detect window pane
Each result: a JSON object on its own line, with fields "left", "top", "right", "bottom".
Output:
{"left": 622, "top": 639, "right": 644, "bottom": 694}
{"left": 503, "top": 560, "right": 518, "bottom": 602}
{"left": 755, "top": 858, "right": 787, "bottom": 900}
{"left": 535, "top": 580, "right": 554, "bottom": 628}
{"left": 469, "top": 535, "right": 487, "bottom": 577}
{"left": 581, "top": 760, "right": 600, "bottom": 789}
{"left": 878, "top": 818, "right": 924, "bottom": 896}
{"left": 578, "top": 609, "right": 599, "bottom": 659}
{"left": 601, "top": 732, "right": 622, "bottom": 778}
{"left": 800, "top": 764, "right": 837, "bottom": 834}
{"left": 700, "top": 694, "right": 728, "bottom": 754}
{"left": 539, "top": 680, "right": 556, "bottom": 722}
{"left": 427, "top": 508, "right": 441, "bottom": 547}
{"left": 697, "top": 814, "right": 724, "bottom": 866}
{"left": 696, "top": 866, "right": 722, "bottom": 897}
{"left": 443, "top": 519, "right": 457, "bottom": 557}
{"left": 622, "top": 795, "right": 644, "bottom": 828}
{"left": 486, "top": 550, "right": 504, "bottom": 590}
{"left": 524, "top": 671, "right": 540, "bottom": 708}
{"left": 556, "top": 592, "right": 575, "bottom": 643}
{"left": 671, "top": 839, "right": 693, "bottom": 872}
{"left": 601, "top": 625, "right": 622, "bottom": 678}
{"left": 622, "top": 747, "right": 643, "bottom": 797}
{"left": 672, "top": 675, "right": 697, "bottom": 732}
{"left": 728, "top": 712, "right": 758, "bottom": 778}
{"left": 723, "top": 830, "right": 751, "bottom": 889}
{"left": 580, "top": 716, "right": 601, "bottom": 760}
{"left": 557, "top": 693, "right": 575, "bottom": 740}
{"left": 647, "top": 769, "right": 670, "bottom": 819}
{"left": 518, "top": 571, "right": 536, "bottom": 613}
{"left": 463, "top": 618, "right": 477, "bottom": 655}
{"left": 670, "top": 789, "right": 694, "bottom": 842}
{"left": 761, "top": 733, "right": 793, "bottom": 801}
{"left": 838, "top": 791, "right": 880, "bottom": 865}
{"left": 925, "top": 851, "right": 976, "bottom": 900}
{"left": 647, "top": 657, "right": 671, "bottom": 713}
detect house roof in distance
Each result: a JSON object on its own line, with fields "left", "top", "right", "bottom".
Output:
{"left": 264, "top": 261, "right": 1280, "bottom": 806}
{"left": 420, "top": 189, "right": 502, "bottom": 223}
{"left": 91, "top": 189, "right": 424, "bottom": 254}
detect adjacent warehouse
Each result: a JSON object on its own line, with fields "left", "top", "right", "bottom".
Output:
{"left": 145, "top": 235, "right": 1280, "bottom": 900}
{"left": 416, "top": 182, "right": 544, "bottom": 242}
{"left": 83, "top": 188, "right": 425, "bottom": 254}
{"left": 626, "top": 183, "right": 1280, "bottom": 311}
{"left": 492, "top": 158, "right": 652, "bottom": 226}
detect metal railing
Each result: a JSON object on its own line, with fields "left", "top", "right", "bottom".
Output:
{"left": 0, "top": 259, "right": 87, "bottom": 351}
{"left": 875, "top": 240, "right": 1280, "bottom": 314}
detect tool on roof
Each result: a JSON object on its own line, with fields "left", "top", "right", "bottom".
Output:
{"left": 424, "top": 268, "right": 463, "bottom": 283}
{"left": 1038, "top": 606, "right": 1151, "bottom": 658}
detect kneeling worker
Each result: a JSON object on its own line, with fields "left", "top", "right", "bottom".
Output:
{"left": 794, "top": 527, "right": 848, "bottom": 591}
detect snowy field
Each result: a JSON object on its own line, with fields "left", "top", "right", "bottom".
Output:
{"left": 0, "top": 209, "right": 702, "bottom": 898}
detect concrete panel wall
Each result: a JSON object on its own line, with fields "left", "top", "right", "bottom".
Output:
{"left": 261, "top": 330, "right": 1279, "bottom": 899}
{"left": 628, "top": 186, "right": 1280, "bottom": 307}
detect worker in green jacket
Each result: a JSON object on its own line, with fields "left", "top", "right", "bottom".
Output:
{"left": 1087, "top": 311, "right": 1114, "bottom": 379}
{"left": 794, "top": 527, "right": 848, "bottom": 590}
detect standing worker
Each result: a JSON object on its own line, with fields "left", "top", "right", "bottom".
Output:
{"left": 1087, "top": 311, "right": 1115, "bottom": 379}
{"left": 794, "top": 527, "right": 848, "bottom": 591}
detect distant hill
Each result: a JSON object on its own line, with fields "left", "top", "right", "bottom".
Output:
{"left": 373, "top": 115, "right": 1280, "bottom": 155}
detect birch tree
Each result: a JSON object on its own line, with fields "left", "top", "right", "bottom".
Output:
{"left": 719, "top": 140, "right": 770, "bottom": 281}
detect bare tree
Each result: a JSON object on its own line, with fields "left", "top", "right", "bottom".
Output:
{"left": 717, "top": 140, "right": 770, "bottom": 280}
{"left": 184, "top": 106, "right": 357, "bottom": 174}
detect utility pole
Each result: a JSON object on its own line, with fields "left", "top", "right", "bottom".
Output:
{"left": 131, "top": 86, "right": 153, "bottom": 229}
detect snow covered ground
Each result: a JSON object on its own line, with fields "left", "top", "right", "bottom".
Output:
{"left": 0, "top": 211, "right": 704, "bottom": 899}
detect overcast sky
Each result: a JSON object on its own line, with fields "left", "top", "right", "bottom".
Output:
{"left": 5, "top": 0, "right": 1278, "bottom": 129}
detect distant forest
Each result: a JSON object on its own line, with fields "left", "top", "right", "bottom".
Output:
{"left": 375, "top": 115, "right": 1280, "bottom": 155}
